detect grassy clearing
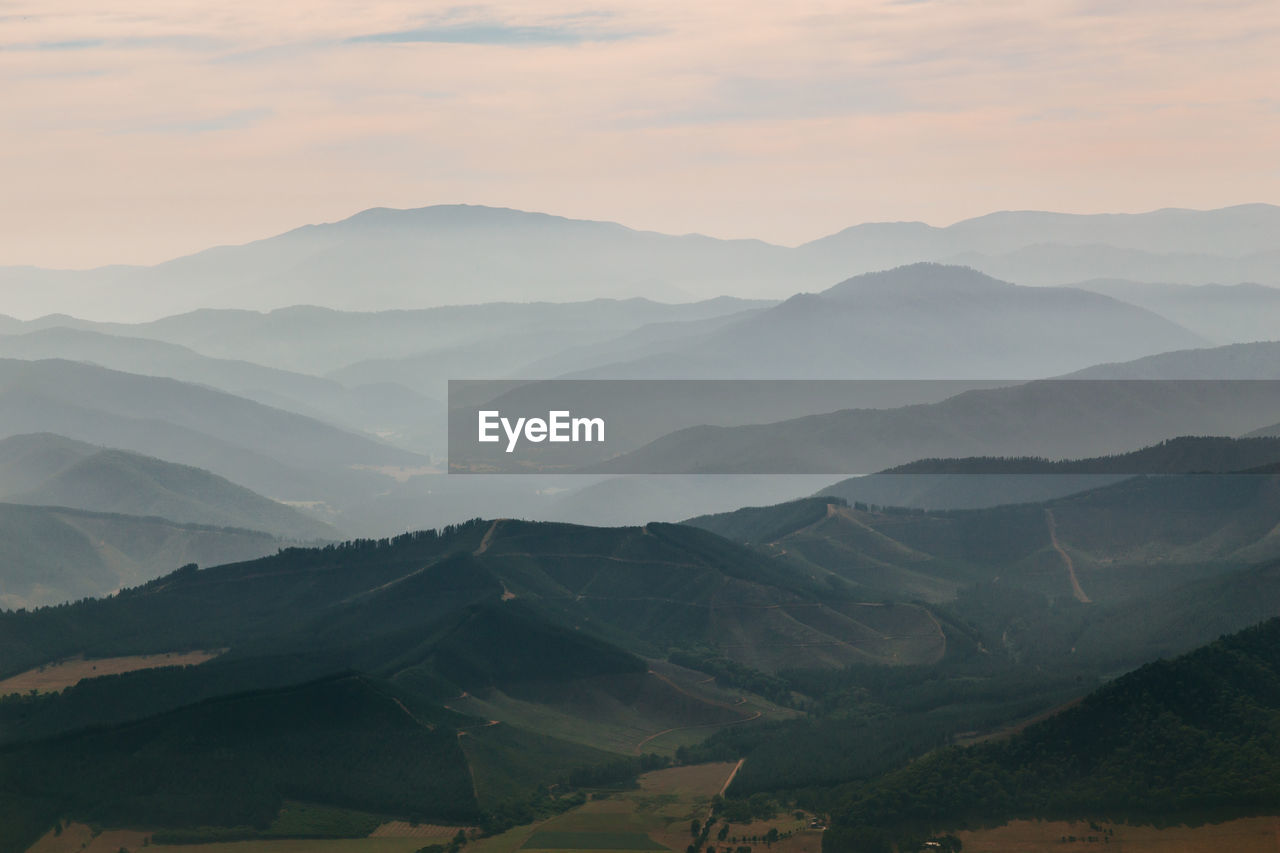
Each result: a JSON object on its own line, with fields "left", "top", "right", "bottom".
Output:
{"left": 521, "top": 830, "right": 668, "bottom": 850}
{"left": 0, "top": 650, "right": 223, "bottom": 695}
{"left": 145, "top": 840, "right": 427, "bottom": 853}
{"left": 639, "top": 763, "right": 739, "bottom": 798}
{"left": 26, "top": 824, "right": 148, "bottom": 853}
{"left": 448, "top": 667, "right": 790, "bottom": 760}
{"left": 956, "top": 817, "right": 1280, "bottom": 852}
{"left": 371, "top": 822, "right": 475, "bottom": 839}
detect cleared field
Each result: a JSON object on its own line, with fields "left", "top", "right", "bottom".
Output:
{"left": 957, "top": 817, "right": 1280, "bottom": 852}
{"left": 371, "top": 822, "right": 474, "bottom": 839}
{"left": 0, "top": 650, "right": 223, "bottom": 694}
{"left": 26, "top": 824, "right": 148, "bottom": 853}
{"left": 24, "top": 824, "right": 427, "bottom": 853}
{"left": 639, "top": 762, "right": 739, "bottom": 798}
{"left": 144, "top": 841, "right": 427, "bottom": 853}
{"left": 521, "top": 830, "right": 668, "bottom": 850}
{"left": 447, "top": 667, "right": 789, "bottom": 758}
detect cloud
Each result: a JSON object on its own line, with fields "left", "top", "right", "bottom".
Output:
{"left": 346, "top": 20, "right": 642, "bottom": 46}
{"left": 4, "top": 37, "right": 105, "bottom": 50}
{"left": 127, "top": 108, "right": 274, "bottom": 135}
{"left": 2, "top": 34, "right": 224, "bottom": 52}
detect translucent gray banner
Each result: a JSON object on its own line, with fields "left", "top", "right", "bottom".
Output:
{"left": 447, "top": 379, "right": 1280, "bottom": 475}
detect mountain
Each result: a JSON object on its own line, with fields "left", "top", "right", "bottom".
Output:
{"left": 0, "top": 359, "right": 424, "bottom": 504}
{"left": 816, "top": 435, "right": 1280, "bottom": 510}
{"left": 1071, "top": 280, "right": 1280, "bottom": 345}
{"left": 562, "top": 264, "right": 1204, "bottom": 379}
{"left": 0, "top": 502, "right": 283, "bottom": 608}
{"left": 0, "top": 519, "right": 941, "bottom": 682}
{"left": 0, "top": 434, "right": 335, "bottom": 540}
{"left": 38, "top": 298, "right": 762, "bottom": 373}
{"left": 0, "top": 207, "right": 802, "bottom": 320}
{"left": 1068, "top": 339, "right": 1280, "bottom": 379}
{"left": 948, "top": 244, "right": 1280, "bottom": 288}
{"left": 598, "top": 376, "right": 1280, "bottom": 474}
{"left": 800, "top": 203, "right": 1280, "bottom": 263}
{"left": 688, "top": 471, "right": 1280, "bottom": 660}
{"left": 0, "top": 673, "right": 482, "bottom": 829}
{"left": 827, "top": 618, "right": 1280, "bottom": 849}
{"left": 0, "top": 327, "right": 439, "bottom": 445}
{"left": 4, "top": 203, "right": 1278, "bottom": 321}
{"left": 0, "top": 515, "right": 897, "bottom": 845}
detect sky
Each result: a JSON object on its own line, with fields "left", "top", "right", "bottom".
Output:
{"left": 3, "top": 0, "right": 1279, "bottom": 268}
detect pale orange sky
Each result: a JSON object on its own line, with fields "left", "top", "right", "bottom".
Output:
{"left": 2, "top": 0, "right": 1279, "bottom": 268}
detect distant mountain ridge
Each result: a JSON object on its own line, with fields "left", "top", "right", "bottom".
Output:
{"left": 0, "top": 433, "right": 335, "bottom": 541}
{"left": 2, "top": 203, "right": 1277, "bottom": 320}
{"left": 563, "top": 264, "right": 1204, "bottom": 379}
{"left": 0, "top": 358, "right": 423, "bottom": 504}
{"left": 0, "top": 502, "right": 284, "bottom": 608}
{"left": 596, "top": 377, "right": 1280, "bottom": 475}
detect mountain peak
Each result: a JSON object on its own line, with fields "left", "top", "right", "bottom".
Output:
{"left": 822, "top": 263, "right": 1015, "bottom": 300}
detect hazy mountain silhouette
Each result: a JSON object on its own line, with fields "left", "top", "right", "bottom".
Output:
{"left": 563, "top": 264, "right": 1204, "bottom": 379}
{"left": 597, "top": 379, "right": 1280, "bottom": 474}
{"left": 3, "top": 203, "right": 1277, "bottom": 321}
{"left": 0, "top": 502, "right": 283, "bottom": 608}
{"left": 0, "top": 327, "right": 444, "bottom": 453}
{"left": 1068, "top": 339, "right": 1280, "bottom": 379}
{"left": 0, "top": 433, "right": 335, "bottom": 540}
{"left": 0, "top": 359, "right": 423, "bottom": 503}
{"left": 1070, "top": 280, "right": 1280, "bottom": 344}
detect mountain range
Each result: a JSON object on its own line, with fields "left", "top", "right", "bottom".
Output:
{"left": 561, "top": 264, "right": 1205, "bottom": 379}
{"left": 0, "top": 433, "right": 334, "bottom": 541}
{"left": 3, "top": 203, "right": 1279, "bottom": 321}
{"left": 0, "top": 358, "right": 423, "bottom": 506}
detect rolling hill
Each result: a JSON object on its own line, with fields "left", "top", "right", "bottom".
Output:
{"left": 692, "top": 469, "right": 1280, "bottom": 607}
{"left": 0, "top": 433, "right": 335, "bottom": 540}
{"left": 0, "top": 518, "right": 943, "bottom": 682}
{"left": 1068, "top": 339, "right": 1280, "bottom": 379}
{"left": 0, "top": 502, "right": 284, "bottom": 608}
{"left": 0, "top": 516, "right": 868, "bottom": 847}
{"left": 0, "top": 326, "right": 440, "bottom": 446}
{"left": 1072, "top": 279, "right": 1280, "bottom": 345}
{"left": 827, "top": 618, "right": 1280, "bottom": 848}
{"left": 0, "top": 358, "right": 424, "bottom": 504}
{"left": 817, "top": 435, "right": 1280, "bottom": 510}
{"left": 564, "top": 264, "right": 1204, "bottom": 380}
{"left": 598, "top": 376, "right": 1280, "bottom": 474}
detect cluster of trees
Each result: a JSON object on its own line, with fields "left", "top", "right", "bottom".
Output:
{"left": 667, "top": 650, "right": 794, "bottom": 706}
{"left": 824, "top": 619, "right": 1280, "bottom": 847}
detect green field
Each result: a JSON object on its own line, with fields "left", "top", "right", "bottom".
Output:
{"left": 520, "top": 831, "right": 669, "bottom": 850}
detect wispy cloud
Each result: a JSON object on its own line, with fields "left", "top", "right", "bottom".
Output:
{"left": 346, "top": 20, "right": 643, "bottom": 46}
{"left": 3, "top": 0, "right": 1278, "bottom": 267}
{"left": 127, "top": 108, "right": 274, "bottom": 135}
{"left": 3, "top": 37, "right": 105, "bottom": 50}
{"left": 2, "top": 34, "right": 224, "bottom": 52}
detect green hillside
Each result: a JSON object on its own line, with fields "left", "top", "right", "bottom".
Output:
{"left": 690, "top": 471, "right": 1280, "bottom": 610}
{"left": 826, "top": 618, "right": 1280, "bottom": 849}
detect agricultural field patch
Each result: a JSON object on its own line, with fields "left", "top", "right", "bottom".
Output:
{"left": 0, "top": 650, "right": 223, "bottom": 695}
{"left": 371, "top": 822, "right": 475, "bottom": 839}
{"left": 639, "top": 762, "right": 740, "bottom": 798}
{"left": 25, "top": 824, "right": 148, "bottom": 853}
{"left": 520, "top": 830, "right": 668, "bottom": 850}
{"left": 956, "top": 817, "right": 1280, "bottom": 852}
